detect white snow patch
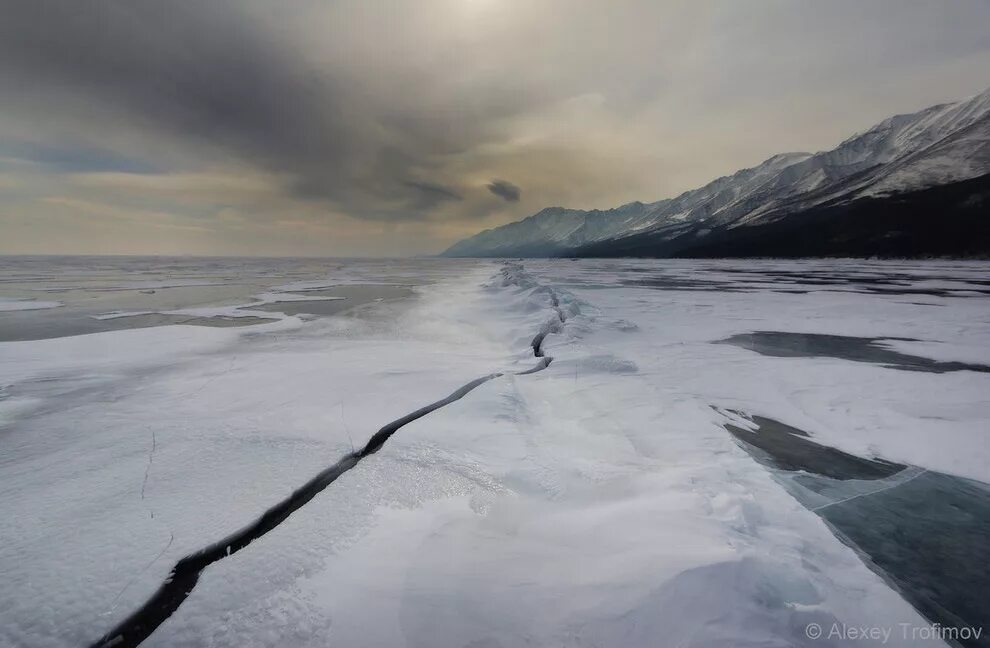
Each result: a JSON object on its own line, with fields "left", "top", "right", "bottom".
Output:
{"left": 2, "top": 259, "right": 981, "bottom": 647}
{"left": 0, "top": 297, "right": 63, "bottom": 312}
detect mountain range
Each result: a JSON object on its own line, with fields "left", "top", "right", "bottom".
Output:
{"left": 443, "top": 86, "right": 990, "bottom": 258}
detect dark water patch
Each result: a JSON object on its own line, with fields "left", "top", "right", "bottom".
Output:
{"left": 768, "top": 272, "right": 990, "bottom": 297}
{"left": 721, "top": 332, "right": 990, "bottom": 373}
{"left": 0, "top": 260, "right": 474, "bottom": 341}
{"left": 620, "top": 277, "right": 748, "bottom": 293}
{"left": 615, "top": 267, "right": 990, "bottom": 298}
{"left": 725, "top": 415, "right": 904, "bottom": 480}
{"left": 0, "top": 311, "right": 277, "bottom": 341}
{"left": 250, "top": 299, "right": 353, "bottom": 316}
{"left": 724, "top": 413, "right": 990, "bottom": 647}
{"left": 863, "top": 286, "right": 990, "bottom": 298}
{"left": 821, "top": 472, "right": 990, "bottom": 647}
{"left": 124, "top": 314, "right": 277, "bottom": 328}
{"left": 248, "top": 285, "right": 414, "bottom": 317}
{"left": 284, "top": 284, "right": 414, "bottom": 301}
{"left": 0, "top": 282, "right": 284, "bottom": 341}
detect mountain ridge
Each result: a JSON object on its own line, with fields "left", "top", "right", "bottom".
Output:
{"left": 443, "top": 86, "right": 990, "bottom": 258}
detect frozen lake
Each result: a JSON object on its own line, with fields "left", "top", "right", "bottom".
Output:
{"left": 1, "top": 257, "right": 988, "bottom": 647}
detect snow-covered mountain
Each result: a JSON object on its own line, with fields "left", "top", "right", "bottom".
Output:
{"left": 444, "top": 86, "right": 990, "bottom": 258}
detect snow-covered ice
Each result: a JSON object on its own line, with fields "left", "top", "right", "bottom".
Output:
{"left": 0, "top": 297, "right": 63, "bottom": 312}
{"left": 1, "top": 258, "right": 987, "bottom": 647}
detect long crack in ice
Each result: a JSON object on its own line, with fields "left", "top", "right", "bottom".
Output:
{"left": 90, "top": 263, "right": 564, "bottom": 648}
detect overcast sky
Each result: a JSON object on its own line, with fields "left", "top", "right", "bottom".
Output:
{"left": 1, "top": 0, "right": 989, "bottom": 256}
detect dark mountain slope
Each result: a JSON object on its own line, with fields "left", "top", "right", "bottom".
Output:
{"left": 574, "top": 174, "right": 990, "bottom": 258}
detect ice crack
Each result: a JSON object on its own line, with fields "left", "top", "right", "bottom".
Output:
{"left": 90, "top": 263, "right": 565, "bottom": 648}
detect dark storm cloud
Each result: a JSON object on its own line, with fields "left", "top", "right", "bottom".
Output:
{"left": 403, "top": 181, "right": 463, "bottom": 204}
{"left": 0, "top": 0, "right": 454, "bottom": 219}
{"left": 487, "top": 179, "right": 522, "bottom": 202}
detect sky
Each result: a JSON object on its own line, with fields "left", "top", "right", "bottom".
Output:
{"left": 1, "top": 0, "right": 989, "bottom": 257}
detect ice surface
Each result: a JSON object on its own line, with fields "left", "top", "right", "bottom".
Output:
{"left": 2, "top": 258, "right": 987, "bottom": 647}
{"left": 0, "top": 297, "right": 63, "bottom": 311}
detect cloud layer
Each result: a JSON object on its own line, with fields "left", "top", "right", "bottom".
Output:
{"left": 1, "top": 0, "right": 989, "bottom": 255}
